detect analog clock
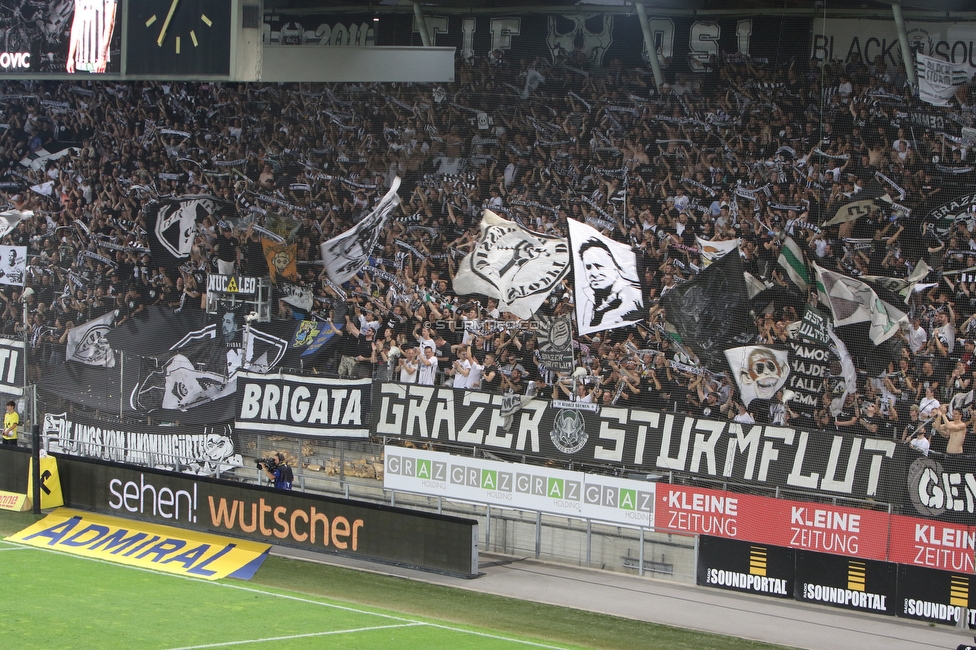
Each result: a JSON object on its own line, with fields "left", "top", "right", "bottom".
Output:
{"left": 126, "top": 0, "right": 232, "bottom": 76}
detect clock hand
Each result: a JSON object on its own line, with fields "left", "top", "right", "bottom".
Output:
{"left": 157, "top": 0, "right": 181, "bottom": 46}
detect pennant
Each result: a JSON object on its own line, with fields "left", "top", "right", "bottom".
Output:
{"left": 814, "top": 264, "right": 907, "bottom": 346}
{"left": 454, "top": 210, "right": 570, "bottom": 320}
{"left": 0, "top": 245, "right": 26, "bottom": 286}
{"left": 695, "top": 236, "right": 739, "bottom": 267}
{"left": 661, "top": 250, "right": 754, "bottom": 366}
{"left": 66, "top": 311, "right": 118, "bottom": 368}
{"left": 777, "top": 236, "right": 810, "bottom": 292}
{"left": 916, "top": 52, "right": 968, "bottom": 107}
{"left": 725, "top": 345, "right": 790, "bottom": 407}
{"left": 144, "top": 195, "right": 236, "bottom": 269}
{"left": 566, "top": 218, "right": 643, "bottom": 335}
{"left": 262, "top": 240, "right": 298, "bottom": 283}
{"left": 321, "top": 177, "right": 401, "bottom": 285}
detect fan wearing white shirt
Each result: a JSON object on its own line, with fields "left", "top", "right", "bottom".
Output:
{"left": 417, "top": 346, "right": 438, "bottom": 386}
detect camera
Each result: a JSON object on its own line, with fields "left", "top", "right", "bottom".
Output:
{"left": 255, "top": 456, "right": 278, "bottom": 470}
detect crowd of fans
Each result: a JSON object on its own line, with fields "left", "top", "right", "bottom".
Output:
{"left": 2, "top": 46, "right": 976, "bottom": 458}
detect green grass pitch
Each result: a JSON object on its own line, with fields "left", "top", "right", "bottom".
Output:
{"left": 0, "top": 512, "right": 794, "bottom": 650}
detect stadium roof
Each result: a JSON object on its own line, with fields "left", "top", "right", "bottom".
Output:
{"left": 264, "top": 0, "right": 976, "bottom": 17}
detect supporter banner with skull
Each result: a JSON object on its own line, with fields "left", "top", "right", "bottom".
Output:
{"left": 725, "top": 345, "right": 790, "bottom": 408}
{"left": 567, "top": 218, "right": 643, "bottom": 336}
{"left": 262, "top": 240, "right": 299, "bottom": 283}
{"left": 371, "top": 382, "right": 908, "bottom": 503}
{"left": 144, "top": 195, "right": 237, "bottom": 270}
{"left": 0, "top": 245, "right": 26, "bottom": 286}
{"left": 269, "top": 13, "right": 810, "bottom": 74}
{"left": 42, "top": 411, "right": 240, "bottom": 477}
{"left": 454, "top": 210, "right": 570, "bottom": 320}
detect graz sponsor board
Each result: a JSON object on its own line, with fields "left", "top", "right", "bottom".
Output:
{"left": 384, "top": 446, "right": 654, "bottom": 528}
{"left": 372, "top": 383, "right": 906, "bottom": 502}
{"left": 656, "top": 484, "right": 890, "bottom": 561}
{"left": 794, "top": 550, "right": 897, "bottom": 615}
{"left": 888, "top": 515, "right": 976, "bottom": 574}
{"left": 56, "top": 455, "right": 478, "bottom": 576}
{"left": 43, "top": 412, "right": 241, "bottom": 477}
{"left": 697, "top": 536, "right": 794, "bottom": 598}
{"left": 897, "top": 564, "right": 976, "bottom": 627}
{"left": 9, "top": 508, "right": 269, "bottom": 581}
{"left": 236, "top": 373, "right": 370, "bottom": 438}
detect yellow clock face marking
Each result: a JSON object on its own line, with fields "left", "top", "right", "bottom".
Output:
{"left": 150, "top": 7, "right": 214, "bottom": 51}
{"left": 190, "top": 30, "right": 198, "bottom": 47}
{"left": 201, "top": 14, "right": 212, "bottom": 27}
{"left": 175, "top": 36, "right": 181, "bottom": 54}
{"left": 146, "top": 15, "right": 157, "bottom": 28}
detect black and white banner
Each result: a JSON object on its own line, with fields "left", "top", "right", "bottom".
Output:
{"left": 144, "top": 195, "right": 237, "bottom": 269}
{"left": 371, "top": 382, "right": 908, "bottom": 502}
{"left": 236, "top": 372, "right": 371, "bottom": 438}
{"left": 0, "top": 338, "right": 23, "bottom": 396}
{"left": 725, "top": 346, "right": 790, "bottom": 408}
{"left": 42, "top": 411, "right": 241, "bottom": 477}
{"left": 453, "top": 209, "right": 570, "bottom": 319}
{"left": 567, "top": 218, "right": 643, "bottom": 335}
{"left": 321, "top": 176, "right": 400, "bottom": 285}
{"left": 535, "top": 314, "right": 575, "bottom": 372}
{"left": 787, "top": 341, "right": 831, "bottom": 420}
{"left": 0, "top": 245, "right": 26, "bottom": 286}
{"left": 917, "top": 52, "right": 968, "bottom": 106}
{"left": 65, "top": 311, "right": 118, "bottom": 368}
{"left": 278, "top": 282, "right": 314, "bottom": 312}
{"left": 0, "top": 209, "right": 30, "bottom": 241}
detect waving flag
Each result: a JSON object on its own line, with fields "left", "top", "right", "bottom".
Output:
{"left": 321, "top": 177, "right": 400, "bottom": 285}
{"left": 777, "top": 236, "right": 810, "bottom": 292}
{"left": 455, "top": 210, "right": 570, "bottom": 320}
{"left": 814, "top": 264, "right": 907, "bottom": 346}
{"left": 566, "top": 218, "right": 641, "bottom": 334}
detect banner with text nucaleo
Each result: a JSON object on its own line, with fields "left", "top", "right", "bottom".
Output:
{"left": 9, "top": 508, "right": 270, "bottom": 580}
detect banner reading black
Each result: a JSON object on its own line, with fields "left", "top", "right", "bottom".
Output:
{"left": 55, "top": 454, "right": 478, "bottom": 577}
{"left": 697, "top": 536, "right": 794, "bottom": 599}
{"left": 371, "top": 382, "right": 908, "bottom": 503}
{"left": 794, "top": 550, "right": 897, "bottom": 615}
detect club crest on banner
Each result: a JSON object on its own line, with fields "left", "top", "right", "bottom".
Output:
{"left": 151, "top": 195, "right": 234, "bottom": 260}
{"left": 550, "top": 408, "right": 588, "bottom": 454}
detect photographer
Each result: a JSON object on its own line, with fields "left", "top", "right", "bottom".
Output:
{"left": 259, "top": 452, "right": 293, "bottom": 490}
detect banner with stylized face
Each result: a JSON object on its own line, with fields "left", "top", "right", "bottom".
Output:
{"left": 566, "top": 218, "right": 643, "bottom": 335}
{"left": 725, "top": 345, "right": 790, "bottom": 407}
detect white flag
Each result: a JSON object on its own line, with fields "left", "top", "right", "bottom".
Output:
{"left": 567, "top": 218, "right": 644, "bottom": 336}
{"left": 453, "top": 210, "right": 570, "bottom": 319}
{"left": 66, "top": 310, "right": 118, "bottom": 368}
{"left": 724, "top": 345, "right": 790, "bottom": 407}
{"left": 814, "top": 264, "right": 907, "bottom": 345}
{"left": 916, "top": 52, "right": 968, "bottom": 107}
{"left": 321, "top": 177, "right": 400, "bottom": 285}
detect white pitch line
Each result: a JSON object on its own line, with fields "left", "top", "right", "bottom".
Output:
{"left": 5, "top": 540, "right": 571, "bottom": 649}
{"left": 164, "top": 623, "right": 426, "bottom": 649}
{"left": 0, "top": 546, "right": 31, "bottom": 551}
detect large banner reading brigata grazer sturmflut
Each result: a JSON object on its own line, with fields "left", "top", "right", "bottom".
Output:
{"left": 371, "top": 382, "right": 907, "bottom": 504}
